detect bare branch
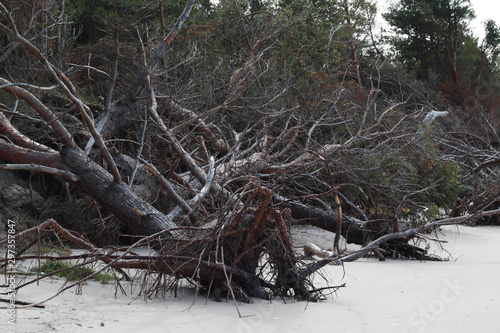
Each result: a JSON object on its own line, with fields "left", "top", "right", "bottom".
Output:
{"left": 0, "top": 5, "right": 121, "bottom": 183}
{"left": 303, "top": 208, "right": 500, "bottom": 276}
{"left": 0, "top": 164, "right": 79, "bottom": 182}
{"left": 473, "top": 158, "right": 500, "bottom": 174}
{"left": 0, "top": 78, "right": 77, "bottom": 149}
{"left": 0, "top": 140, "right": 64, "bottom": 169}
{"left": 165, "top": 156, "right": 215, "bottom": 222}
{"left": 0, "top": 111, "right": 55, "bottom": 153}
{"left": 140, "top": 157, "right": 196, "bottom": 224}
{"left": 128, "top": 0, "right": 198, "bottom": 100}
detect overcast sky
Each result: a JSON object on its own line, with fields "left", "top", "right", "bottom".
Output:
{"left": 377, "top": 0, "right": 499, "bottom": 40}
{"left": 468, "top": 0, "right": 499, "bottom": 38}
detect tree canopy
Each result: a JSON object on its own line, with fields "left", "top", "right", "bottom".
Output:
{"left": 384, "top": 0, "right": 475, "bottom": 82}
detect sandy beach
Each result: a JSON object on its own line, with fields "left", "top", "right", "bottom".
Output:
{"left": 4, "top": 225, "right": 500, "bottom": 333}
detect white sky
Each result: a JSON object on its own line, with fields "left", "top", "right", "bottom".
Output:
{"left": 377, "top": 0, "right": 500, "bottom": 40}
{"left": 468, "top": 0, "right": 500, "bottom": 39}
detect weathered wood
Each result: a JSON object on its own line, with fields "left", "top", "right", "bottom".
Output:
{"left": 62, "top": 148, "right": 179, "bottom": 237}
{"left": 299, "top": 208, "right": 500, "bottom": 278}
{"left": 274, "top": 194, "right": 366, "bottom": 245}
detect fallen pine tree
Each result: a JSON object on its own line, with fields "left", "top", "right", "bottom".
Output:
{"left": 2, "top": 0, "right": 500, "bottom": 309}
{"left": 3, "top": 207, "right": 500, "bottom": 309}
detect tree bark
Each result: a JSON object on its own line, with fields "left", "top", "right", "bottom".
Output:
{"left": 274, "top": 194, "right": 366, "bottom": 245}
{"left": 62, "top": 147, "right": 179, "bottom": 237}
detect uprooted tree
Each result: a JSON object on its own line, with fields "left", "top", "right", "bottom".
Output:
{"left": 1, "top": 0, "right": 500, "bottom": 305}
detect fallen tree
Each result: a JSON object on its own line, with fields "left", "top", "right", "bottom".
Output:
{"left": 3, "top": 206, "right": 500, "bottom": 308}
{"left": 0, "top": 0, "right": 323, "bottom": 303}
{"left": 1, "top": 0, "right": 500, "bottom": 308}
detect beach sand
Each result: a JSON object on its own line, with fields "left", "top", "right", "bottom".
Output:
{"left": 4, "top": 225, "right": 500, "bottom": 333}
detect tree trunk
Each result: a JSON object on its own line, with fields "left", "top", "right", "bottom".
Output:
{"left": 274, "top": 194, "right": 367, "bottom": 245}
{"left": 62, "top": 147, "right": 179, "bottom": 237}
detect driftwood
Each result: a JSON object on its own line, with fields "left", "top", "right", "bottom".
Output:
{"left": 304, "top": 243, "right": 333, "bottom": 258}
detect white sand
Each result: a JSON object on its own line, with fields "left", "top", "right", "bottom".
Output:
{"left": 5, "top": 225, "right": 500, "bottom": 333}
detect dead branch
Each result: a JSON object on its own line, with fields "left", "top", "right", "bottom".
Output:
{"left": 300, "top": 208, "right": 500, "bottom": 277}
{"left": 304, "top": 243, "right": 333, "bottom": 258}
{"left": 128, "top": 0, "right": 198, "bottom": 100}
{"left": 0, "top": 164, "right": 79, "bottom": 182}
{"left": 0, "top": 78, "right": 76, "bottom": 149}
{"left": 0, "top": 5, "right": 121, "bottom": 183}
{"left": 473, "top": 158, "right": 500, "bottom": 174}
{"left": 140, "top": 158, "right": 196, "bottom": 223}
{"left": 0, "top": 140, "right": 64, "bottom": 169}
{"left": 0, "top": 110, "right": 55, "bottom": 153}
{"left": 164, "top": 156, "right": 215, "bottom": 223}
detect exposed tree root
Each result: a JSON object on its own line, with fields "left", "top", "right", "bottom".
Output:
{"left": 0, "top": 200, "right": 316, "bottom": 307}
